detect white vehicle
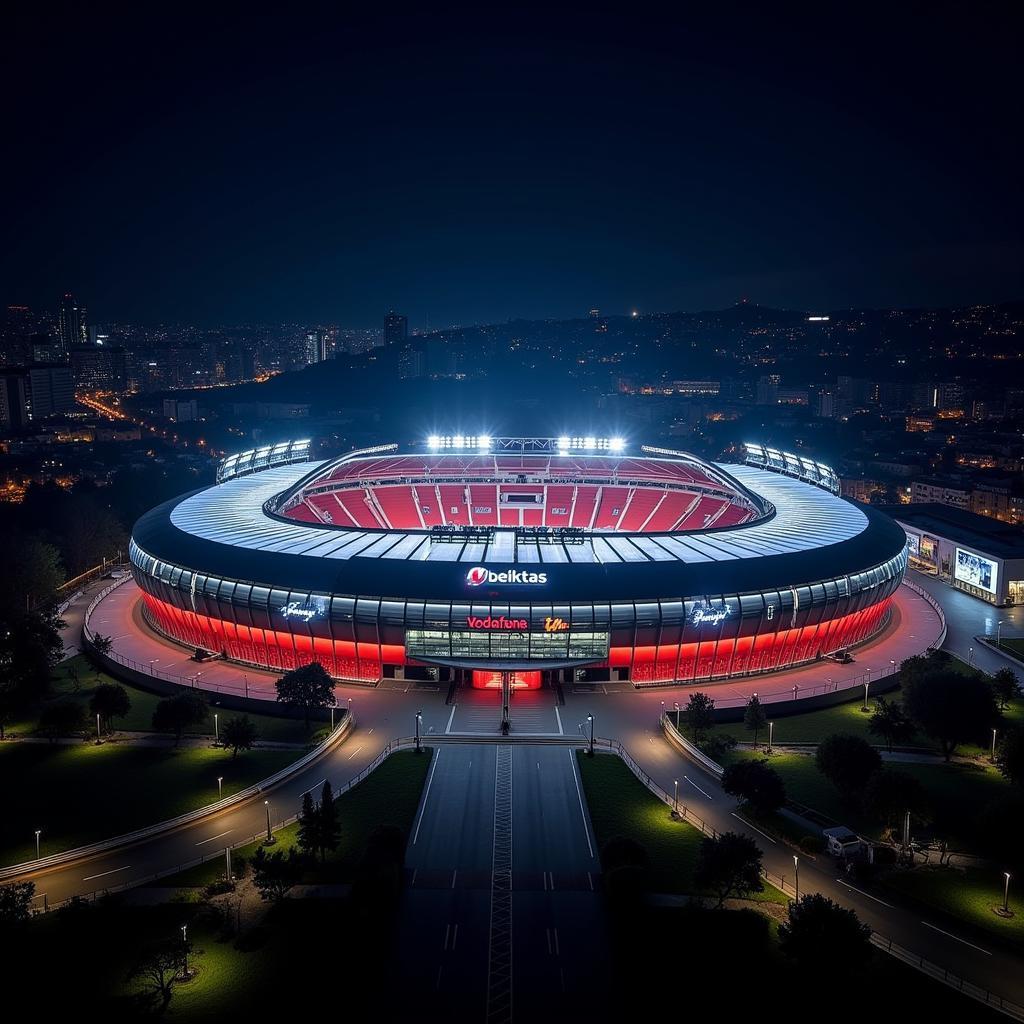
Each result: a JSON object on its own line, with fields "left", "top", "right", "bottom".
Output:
{"left": 822, "top": 826, "right": 864, "bottom": 859}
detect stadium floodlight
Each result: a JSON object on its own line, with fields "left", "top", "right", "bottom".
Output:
{"left": 583, "top": 436, "right": 597, "bottom": 449}
{"left": 557, "top": 436, "right": 571, "bottom": 451}
{"left": 427, "top": 435, "right": 441, "bottom": 448}
{"left": 478, "top": 435, "right": 492, "bottom": 448}
{"left": 609, "top": 437, "right": 625, "bottom": 452}
{"left": 453, "top": 435, "right": 465, "bottom": 448}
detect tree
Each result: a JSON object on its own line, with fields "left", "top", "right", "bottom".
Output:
{"left": 904, "top": 668, "right": 1000, "bottom": 761}
{"left": 684, "top": 691, "right": 716, "bottom": 744}
{"left": 275, "top": 662, "right": 335, "bottom": 729}
{"left": 297, "top": 792, "right": 319, "bottom": 858}
{"left": 220, "top": 714, "right": 258, "bottom": 757}
{"left": 995, "top": 725, "right": 1024, "bottom": 785}
{"left": 0, "top": 610, "right": 64, "bottom": 739}
{"left": 743, "top": 694, "right": 768, "bottom": 748}
{"left": 815, "top": 733, "right": 881, "bottom": 798}
{"left": 868, "top": 698, "right": 915, "bottom": 753}
{"left": 778, "top": 894, "right": 872, "bottom": 971}
{"left": 127, "top": 937, "right": 191, "bottom": 1006}
{"left": 152, "top": 691, "right": 208, "bottom": 745}
{"left": 89, "top": 682, "right": 130, "bottom": 731}
{"left": 90, "top": 634, "right": 113, "bottom": 657}
{"left": 722, "top": 759, "right": 786, "bottom": 815}
{"left": 693, "top": 831, "right": 764, "bottom": 908}
{"left": 863, "top": 768, "right": 931, "bottom": 830}
{"left": 992, "top": 668, "right": 1022, "bottom": 711}
{"left": 317, "top": 780, "right": 341, "bottom": 861}
{"left": 251, "top": 846, "right": 301, "bottom": 901}
{"left": 0, "top": 881, "right": 35, "bottom": 923}
{"left": 37, "top": 700, "right": 86, "bottom": 741}
{"left": 3, "top": 535, "right": 64, "bottom": 615}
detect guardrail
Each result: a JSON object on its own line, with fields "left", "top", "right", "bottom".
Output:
{"left": 900, "top": 576, "right": 948, "bottom": 650}
{"left": 595, "top": 738, "right": 1023, "bottom": 1022}
{"left": 660, "top": 711, "right": 724, "bottom": 777}
{"left": 28, "top": 734, "right": 429, "bottom": 913}
{"left": 0, "top": 710, "right": 355, "bottom": 883}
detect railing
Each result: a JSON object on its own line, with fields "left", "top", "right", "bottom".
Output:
{"left": 596, "top": 739, "right": 1024, "bottom": 1022}
{"left": 900, "top": 576, "right": 948, "bottom": 649}
{"left": 28, "top": 734, "right": 427, "bottom": 913}
{"left": 0, "top": 710, "right": 355, "bottom": 882}
{"left": 660, "top": 711, "right": 724, "bottom": 777}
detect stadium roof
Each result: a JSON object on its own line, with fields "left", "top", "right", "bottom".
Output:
{"left": 131, "top": 457, "right": 907, "bottom": 602}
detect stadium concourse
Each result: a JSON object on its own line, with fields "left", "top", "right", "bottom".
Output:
{"left": 87, "top": 575, "right": 943, "bottom": 722}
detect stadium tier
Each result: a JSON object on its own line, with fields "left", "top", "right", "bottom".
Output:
{"left": 129, "top": 440, "right": 908, "bottom": 688}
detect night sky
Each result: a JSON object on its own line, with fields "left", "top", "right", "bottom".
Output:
{"left": 4, "top": 7, "right": 1021, "bottom": 327}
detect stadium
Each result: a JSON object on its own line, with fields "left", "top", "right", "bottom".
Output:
{"left": 127, "top": 437, "right": 909, "bottom": 690}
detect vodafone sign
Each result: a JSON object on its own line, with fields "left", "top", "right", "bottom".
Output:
{"left": 465, "top": 566, "right": 548, "bottom": 587}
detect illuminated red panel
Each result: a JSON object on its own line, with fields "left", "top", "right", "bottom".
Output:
{"left": 471, "top": 670, "right": 542, "bottom": 690}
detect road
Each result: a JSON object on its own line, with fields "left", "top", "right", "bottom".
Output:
{"left": 394, "top": 742, "right": 606, "bottom": 1022}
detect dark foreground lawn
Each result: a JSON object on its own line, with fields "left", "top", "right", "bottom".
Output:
{"left": 0, "top": 743, "right": 300, "bottom": 866}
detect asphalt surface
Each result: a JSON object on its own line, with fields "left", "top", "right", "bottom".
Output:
{"left": 394, "top": 743, "right": 606, "bottom": 1021}
{"left": 9, "top": 573, "right": 1024, "bottom": 1012}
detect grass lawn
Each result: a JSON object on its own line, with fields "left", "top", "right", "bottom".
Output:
{"left": 0, "top": 742, "right": 301, "bottom": 866}
{"left": 879, "top": 864, "right": 1024, "bottom": 948}
{"left": 164, "top": 747, "right": 434, "bottom": 887}
{"left": 576, "top": 750, "right": 786, "bottom": 901}
{"left": 723, "top": 748, "right": 1010, "bottom": 852}
{"left": 6, "top": 655, "right": 318, "bottom": 744}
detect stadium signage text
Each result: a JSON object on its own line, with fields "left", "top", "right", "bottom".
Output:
{"left": 465, "top": 566, "right": 548, "bottom": 587}
{"left": 691, "top": 605, "right": 730, "bottom": 627}
{"left": 544, "top": 616, "right": 569, "bottom": 632}
{"left": 467, "top": 615, "right": 529, "bottom": 631}
{"left": 279, "top": 601, "right": 323, "bottom": 623}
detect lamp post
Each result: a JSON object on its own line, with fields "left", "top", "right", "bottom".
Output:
{"left": 35, "top": 830, "right": 41, "bottom": 859}
{"left": 768, "top": 721, "right": 774, "bottom": 754}
{"left": 244, "top": 672, "right": 249, "bottom": 698}
{"left": 673, "top": 779, "right": 679, "bottom": 816}
{"left": 997, "top": 620, "right": 1004, "bottom": 646}
{"left": 415, "top": 711, "right": 422, "bottom": 753}
{"left": 992, "top": 728, "right": 998, "bottom": 762}
{"left": 588, "top": 713, "right": 595, "bottom": 756}
{"left": 96, "top": 712, "right": 101, "bottom": 744}
{"left": 264, "top": 799, "right": 272, "bottom": 843}
{"left": 862, "top": 679, "right": 870, "bottom": 712}
{"left": 969, "top": 645, "right": 974, "bottom": 668}
{"left": 181, "top": 924, "right": 189, "bottom": 978}
{"left": 330, "top": 705, "right": 335, "bottom": 731}
{"left": 1004, "top": 872, "right": 1012, "bottom": 915}
{"left": 793, "top": 855, "right": 800, "bottom": 902}
{"left": 214, "top": 713, "right": 219, "bottom": 743}
{"left": 792, "top": 685, "right": 798, "bottom": 702}
{"left": 889, "top": 658, "right": 896, "bottom": 677}
{"left": 217, "top": 776, "right": 223, "bottom": 799}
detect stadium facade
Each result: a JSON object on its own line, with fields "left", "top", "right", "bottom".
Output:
{"left": 128, "top": 438, "right": 908, "bottom": 688}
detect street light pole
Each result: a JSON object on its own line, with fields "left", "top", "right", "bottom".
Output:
{"left": 969, "top": 645, "right": 974, "bottom": 667}
{"left": 214, "top": 713, "right": 219, "bottom": 743}
{"left": 264, "top": 799, "right": 272, "bottom": 843}
{"left": 96, "top": 712, "right": 101, "bottom": 744}
{"left": 35, "top": 830, "right": 41, "bottom": 859}
{"left": 1004, "top": 872, "right": 1012, "bottom": 915}
{"left": 768, "top": 721, "right": 774, "bottom": 754}
{"left": 862, "top": 679, "right": 870, "bottom": 712}
{"left": 415, "top": 711, "right": 422, "bottom": 753}
{"left": 588, "top": 713, "right": 595, "bottom": 756}
{"left": 330, "top": 705, "right": 335, "bottom": 731}
{"left": 673, "top": 779, "right": 679, "bottom": 816}
{"left": 997, "top": 621, "right": 1004, "bottom": 646}
{"left": 992, "top": 728, "right": 998, "bottom": 762}
{"left": 217, "top": 776, "right": 223, "bottom": 799}
{"left": 793, "top": 855, "right": 800, "bottom": 902}
{"left": 181, "top": 924, "right": 189, "bottom": 978}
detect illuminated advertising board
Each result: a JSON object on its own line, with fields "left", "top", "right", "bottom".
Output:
{"left": 905, "top": 532, "right": 920, "bottom": 557}
{"left": 954, "top": 548, "right": 998, "bottom": 595}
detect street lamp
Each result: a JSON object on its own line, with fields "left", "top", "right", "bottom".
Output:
{"left": 214, "top": 713, "right": 219, "bottom": 742}
{"left": 96, "top": 712, "right": 102, "bottom": 744}
{"left": 673, "top": 779, "right": 679, "bottom": 816}
{"left": 793, "top": 854, "right": 800, "bottom": 901}
{"left": 330, "top": 705, "right": 335, "bottom": 731}
{"left": 217, "top": 776, "right": 223, "bottom": 799}
{"left": 969, "top": 645, "right": 974, "bottom": 667}
{"left": 264, "top": 799, "right": 273, "bottom": 843}
{"left": 768, "top": 721, "right": 774, "bottom": 754}
{"left": 181, "top": 924, "right": 189, "bottom": 978}
{"left": 1004, "top": 872, "right": 1012, "bottom": 915}
{"left": 997, "top": 620, "right": 1004, "bottom": 646}
{"left": 792, "top": 685, "right": 798, "bottom": 702}
{"left": 415, "top": 711, "right": 422, "bottom": 753}
{"left": 35, "top": 830, "right": 41, "bottom": 859}
{"left": 862, "top": 678, "right": 870, "bottom": 711}
{"left": 588, "top": 713, "right": 595, "bottom": 756}
{"left": 992, "top": 728, "right": 998, "bottom": 762}
{"left": 889, "top": 658, "right": 896, "bottom": 676}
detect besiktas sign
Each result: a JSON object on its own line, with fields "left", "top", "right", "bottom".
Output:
{"left": 466, "top": 566, "right": 548, "bottom": 586}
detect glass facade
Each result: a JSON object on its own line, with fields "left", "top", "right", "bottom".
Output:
{"left": 129, "top": 537, "right": 906, "bottom": 685}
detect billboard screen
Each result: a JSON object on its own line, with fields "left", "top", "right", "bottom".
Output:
{"left": 905, "top": 532, "right": 920, "bottom": 557}
{"left": 954, "top": 548, "right": 998, "bottom": 595}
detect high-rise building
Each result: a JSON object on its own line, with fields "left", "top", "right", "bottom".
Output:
{"left": 384, "top": 311, "right": 408, "bottom": 347}
{"left": 27, "top": 365, "right": 76, "bottom": 418}
{"left": 71, "top": 345, "right": 127, "bottom": 392}
{"left": 304, "top": 331, "right": 327, "bottom": 365}
{"left": 0, "top": 371, "right": 30, "bottom": 431}
{"left": 58, "top": 293, "right": 87, "bottom": 360}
